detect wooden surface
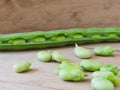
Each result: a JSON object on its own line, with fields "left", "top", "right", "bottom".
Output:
{"left": 0, "top": 42, "right": 120, "bottom": 90}
{"left": 1, "top": 0, "right": 120, "bottom": 34}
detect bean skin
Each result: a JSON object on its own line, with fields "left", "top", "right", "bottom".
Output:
{"left": 37, "top": 51, "right": 52, "bottom": 62}
{"left": 74, "top": 44, "right": 91, "bottom": 59}
{"left": 8, "top": 39, "right": 26, "bottom": 45}
{"left": 59, "top": 69, "right": 87, "bottom": 81}
{"left": 100, "top": 64, "right": 119, "bottom": 75}
{"left": 0, "top": 27, "right": 120, "bottom": 50}
{"left": 94, "top": 46, "right": 115, "bottom": 56}
{"left": 80, "top": 60, "right": 103, "bottom": 71}
{"left": 13, "top": 61, "right": 32, "bottom": 73}
{"left": 50, "top": 35, "right": 66, "bottom": 41}
{"left": 57, "top": 61, "right": 87, "bottom": 81}
{"left": 92, "top": 71, "right": 119, "bottom": 86}
{"left": 69, "top": 34, "right": 83, "bottom": 39}
{"left": 0, "top": 41, "right": 2, "bottom": 44}
{"left": 51, "top": 51, "right": 67, "bottom": 63}
{"left": 91, "top": 77, "right": 114, "bottom": 90}
{"left": 30, "top": 37, "right": 46, "bottom": 43}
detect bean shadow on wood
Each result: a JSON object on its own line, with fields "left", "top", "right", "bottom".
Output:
{"left": 18, "top": 68, "right": 39, "bottom": 74}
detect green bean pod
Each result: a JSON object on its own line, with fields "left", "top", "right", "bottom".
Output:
{"left": 0, "top": 27, "right": 120, "bottom": 50}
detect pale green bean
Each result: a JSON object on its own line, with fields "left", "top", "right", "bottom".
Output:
{"left": 74, "top": 44, "right": 91, "bottom": 59}
{"left": 13, "top": 61, "right": 32, "bottom": 73}
{"left": 37, "top": 51, "right": 52, "bottom": 62}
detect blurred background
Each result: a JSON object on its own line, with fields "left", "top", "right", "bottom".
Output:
{"left": 0, "top": 0, "right": 120, "bottom": 33}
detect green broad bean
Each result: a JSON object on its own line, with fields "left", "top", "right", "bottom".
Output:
{"left": 92, "top": 71, "right": 113, "bottom": 78}
{"left": 92, "top": 71, "right": 119, "bottom": 86}
{"left": 52, "top": 51, "right": 67, "bottom": 63}
{"left": 37, "top": 51, "right": 52, "bottom": 62}
{"left": 90, "top": 34, "right": 101, "bottom": 39}
{"left": 80, "top": 60, "right": 103, "bottom": 71}
{"left": 50, "top": 35, "right": 66, "bottom": 41}
{"left": 8, "top": 38, "right": 26, "bottom": 44}
{"left": 91, "top": 77, "right": 114, "bottom": 90}
{"left": 59, "top": 69, "right": 87, "bottom": 81}
{"left": 13, "top": 61, "right": 32, "bottom": 73}
{"left": 74, "top": 44, "right": 91, "bottom": 59}
{"left": 117, "top": 72, "right": 120, "bottom": 77}
{"left": 100, "top": 64, "right": 119, "bottom": 74}
{"left": 56, "top": 61, "right": 81, "bottom": 72}
{"left": 94, "top": 46, "right": 115, "bottom": 56}
{"left": 0, "top": 41, "right": 2, "bottom": 44}
{"left": 30, "top": 37, "right": 46, "bottom": 43}
{"left": 107, "top": 33, "right": 118, "bottom": 38}
{"left": 69, "top": 34, "right": 83, "bottom": 39}
{"left": 105, "top": 74, "right": 119, "bottom": 86}
{"left": 56, "top": 61, "right": 87, "bottom": 81}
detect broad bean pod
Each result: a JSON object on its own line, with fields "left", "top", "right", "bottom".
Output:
{"left": 0, "top": 27, "right": 120, "bottom": 50}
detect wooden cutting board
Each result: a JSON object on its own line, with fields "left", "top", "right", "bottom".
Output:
{"left": 0, "top": 42, "right": 120, "bottom": 90}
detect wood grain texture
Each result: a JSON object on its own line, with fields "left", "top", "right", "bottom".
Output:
{"left": 0, "top": 42, "right": 120, "bottom": 90}
{"left": 0, "top": 0, "right": 120, "bottom": 33}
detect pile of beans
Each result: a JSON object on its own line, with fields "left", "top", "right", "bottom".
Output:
{"left": 12, "top": 45, "right": 119, "bottom": 90}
